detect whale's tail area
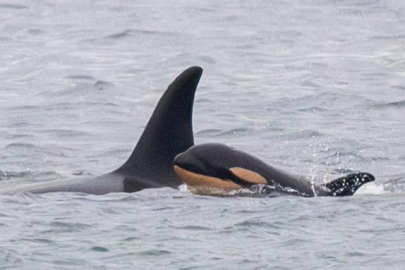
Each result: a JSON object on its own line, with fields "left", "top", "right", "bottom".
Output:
{"left": 322, "top": 172, "right": 375, "bottom": 196}
{"left": 115, "top": 66, "right": 203, "bottom": 188}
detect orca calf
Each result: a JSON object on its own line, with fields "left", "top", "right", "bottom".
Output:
{"left": 174, "top": 143, "right": 375, "bottom": 197}
{"left": 1, "top": 66, "right": 203, "bottom": 195}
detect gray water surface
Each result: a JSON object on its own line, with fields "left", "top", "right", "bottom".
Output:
{"left": 1, "top": 0, "right": 405, "bottom": 269}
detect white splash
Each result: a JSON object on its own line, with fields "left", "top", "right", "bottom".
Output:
{"left": 354, "top": 183, "right": 387, "bottom": 195}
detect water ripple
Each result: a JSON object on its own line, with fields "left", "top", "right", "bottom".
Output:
{"left": 0, "top": 3, "right": 28, "bottom": 9}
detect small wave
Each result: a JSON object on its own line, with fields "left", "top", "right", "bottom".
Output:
{"left": 0, "top": 170, "right": 32, "bottom": 181}
{"left": 383, "top": 177, "right": 405, "bottom": 193}
{"left": 373, "top": 100, "right": 405, "bottom": 108}
{"left": 0, "top": 3, "right": 28, "bottom": 9}
{"left": 71, "top": 170, "right": 93, "bottom": 176}
{"left": 195, "top": 129, "right": 222, "bottom": 136}
{"left": 27, "top": 28, "right": 44, "bottom": 35}
{"left": 50, "top": 221, "right": 92, "bottom": 232}
{"left": 0, "top": 169, "right": 62, "bottom": 182}
{"left": 175, "top": 225, "right": 212, "bottom": 231}
{"left": 43, "top": 129, "right": 90, "bottom": 138}
{"left": 217, "top": 128, "right": 248, "bottom": 137}
{"left": 6, "top": 105, "right": 39, "bottom": 111}
{"left": 322, "top": 150, "right": 368, "bottom": 164}
{"left": 105, "top": 29, "right": 132, "bottom": 39}
{"left": 280, "top": 129, "right": 324, "bottom": 140}
{"left": 4, "top": 142, "right": 36, "bottom": 150}
{"left": 137, "top": 249, "right": 171, "bottom": 257}
{"left": 195, "top": 128, "right": 248, "bottom": 137}
{"left": 372, "top": 34, "right": 405, "bottom": 40}
{"left": 65, "top": 75, "right": 96, "bottom": 81}
{"left": 197, "top": 55, "right": 215, "bottom": 64}
{"left": 233, "top": 219, "right": 279, "bottom": 229}
{"left": 104, "top": 29, "right": 175, "bottom": 40}
{"left": 195, "top": 97, "right": 212, "bottom": 104}
{"left": 92, "top": 80, "right": 114, "bottom": 91}
{"left": 4, "top": 143, "right": 66, "bottom": 158}
{"left": 298, "top": 106, "right": 329, "bottom": 112}
{"left": 62, "top": 76, "right": 115, "bottom": 92}
{"left": 0, "top": 131, "right": 33, "bottom": 140}
{"left": 300, "top": 79, "right": 320, "bottom": 88}
{"left": 329, "top": 168, "right": 358, "bottom": 174}
{"left": 90, "top": 246, "right": 109, "bottom": 252}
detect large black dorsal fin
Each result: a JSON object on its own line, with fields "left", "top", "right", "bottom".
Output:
{"left": 116, "top": 66, "right": 203, "bottom": 187}
{"left": 323, "top": 172, "right": 375, "bottom": 196}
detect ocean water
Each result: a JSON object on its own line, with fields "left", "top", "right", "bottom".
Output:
{"left": 1, "top": 0, "right": 405, "bottom": 268}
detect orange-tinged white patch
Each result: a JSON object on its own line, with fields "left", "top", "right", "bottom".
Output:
{"left": 174, "top": 165, "right": 241, "bottom": 195}
{"left": 229, "top": 167, "right": 267, "bottom": 185}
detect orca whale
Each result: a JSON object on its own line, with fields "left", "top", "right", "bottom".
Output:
{"left": 1, "top": 66, "right": 203, "bottom": 195}
{"left": 174, "top": 143, "right": 375, "bottom": 197}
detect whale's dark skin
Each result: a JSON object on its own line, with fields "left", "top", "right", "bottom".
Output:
{"left": 1, "top": 66, "right": 203, "bottom": 195}
{"left": 174, "top": 143, "right": 375, "bottom": 197}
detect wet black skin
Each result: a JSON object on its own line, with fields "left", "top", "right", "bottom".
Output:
{"left": 174, "top": 143, "right": 375, "bottom": 197}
